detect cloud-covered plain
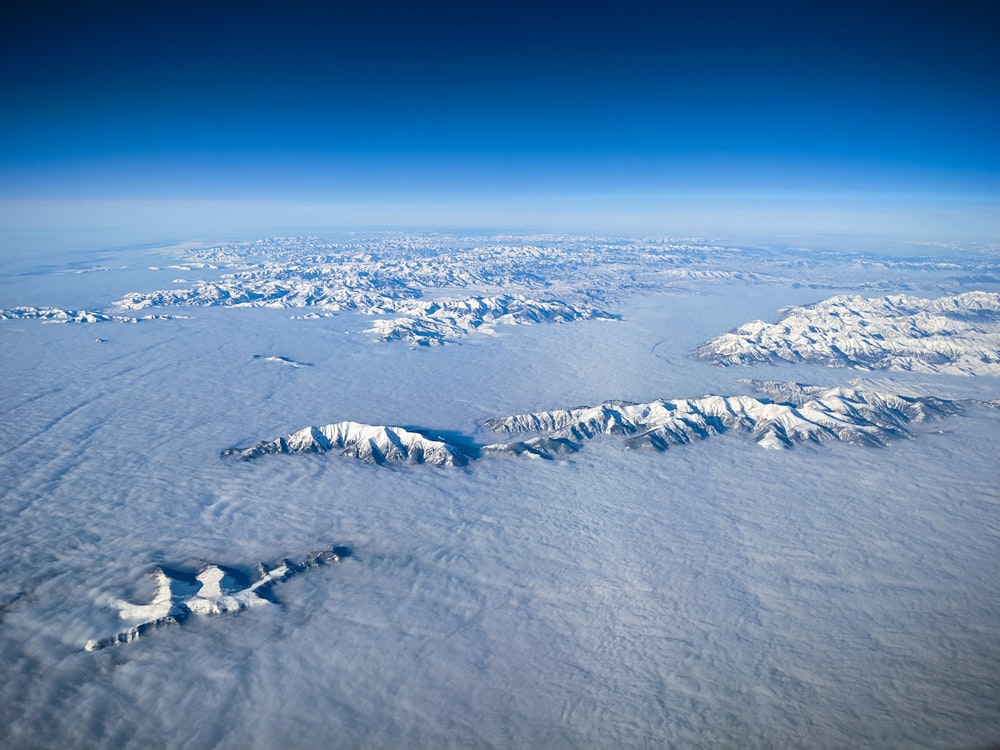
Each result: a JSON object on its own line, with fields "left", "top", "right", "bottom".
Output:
{"left": 1, "top": 234, "right": 999, "bottom": 749}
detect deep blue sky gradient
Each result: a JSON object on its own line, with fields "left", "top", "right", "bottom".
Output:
{"left": 2, "top": 0, "right": 998, "bottom": 237}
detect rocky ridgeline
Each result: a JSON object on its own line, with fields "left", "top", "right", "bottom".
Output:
{"left": 365, "top": 294, "right": 617, "bottom": 345}
{"left": 224, "top": 382, "right": 976, "bottom": 468}
{"left": 223, "top": 421, "right": 469, "bottom": 466}
{"left": 482, "top": 381, "right": 962, "bottom": 453}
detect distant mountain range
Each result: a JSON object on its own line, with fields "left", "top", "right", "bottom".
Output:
{"left": 10, "top": 240, "right": 1000, "bottom": 355}
{"left": 365, "top": 294, "right": 617, "bottom": 345}
{"left": 696, "top": 291, "right": 1000, "bottom": 376}
{"left": 0, "top": 306, "right": 183, "bottom": 324}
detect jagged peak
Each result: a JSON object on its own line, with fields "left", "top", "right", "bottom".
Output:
{"left": 221, "top": 383, "right": 983, "bottom": 468}
{"left": 482, "top": 383, "right": 967, "bottom": 454}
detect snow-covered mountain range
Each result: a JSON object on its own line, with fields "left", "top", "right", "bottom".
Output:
{"left": 696, "top": 291, "right": 1000, "bottom": 376}
{"left": 9, "top": 236, "right": 999, "bottom": 355}
{"left": 224, "top": 382, "right": 981, "bottom": 468}
{"left": 85, "top": 546, "right": 342, "bottom": 651}
{"left": 110, "top": 235, "right": 990, "bottom": 319}
{"left": 365, "top": 294, "right": 616, "bottom": 345}
{"left": 0, "top": 306, "right": 183, "bottom": 324}
{"left": 223, "top": 421, "right": 470, "bottom": 466}
{"left": 483, "top": 381, "right": 964, "bottom": 454}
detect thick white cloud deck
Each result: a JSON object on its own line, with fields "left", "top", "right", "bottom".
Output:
{"left": 2, "top": 234, "right": 999, "bottom": 750}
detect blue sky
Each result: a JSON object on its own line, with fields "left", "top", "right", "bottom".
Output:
{"left": 1, "top": 0, "right": 998, "bottom": 240}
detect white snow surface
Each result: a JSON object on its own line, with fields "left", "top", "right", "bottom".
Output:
{"left": 0, "top": 306, "right": 184, "bottom": 324}
{"left": 223, "top": 381, "right": 976, "bottom": 467}
{"left": 224, "top": 421, "right": 469, "bottom": 466}
{"left": 697, "top": 291, "right": 1000, "bottom": 376}
{"left": 483, "top": 380, "right": 969, "bottom": 453}
{"left": 2, "top": 234, "right": 1000, "bottom": 750}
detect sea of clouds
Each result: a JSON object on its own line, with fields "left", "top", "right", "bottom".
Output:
{"left": 1, "top": 239, "right": 998, "bottom": 748}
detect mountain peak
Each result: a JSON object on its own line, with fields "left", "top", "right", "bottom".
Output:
{"left": 223, "top": 421, "right": 469, "bottom": 466}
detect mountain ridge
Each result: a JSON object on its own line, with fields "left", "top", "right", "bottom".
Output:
{"left": 366, "top": 294, "right": 616, "bottom": 345}
{"left": 696, "top": 291, "right": 1000, "bottom": 376}
{"left": 224, "top": 381, "right": 983, "bottom": 467}
{"left": 85, "top": 546, "right": 343, "bottom": 651}
{"left": 483, "top": 381, "right": 964, "bottom": 453}
{"left": 223, "top": 421, "right": 470, "bottom": 466}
